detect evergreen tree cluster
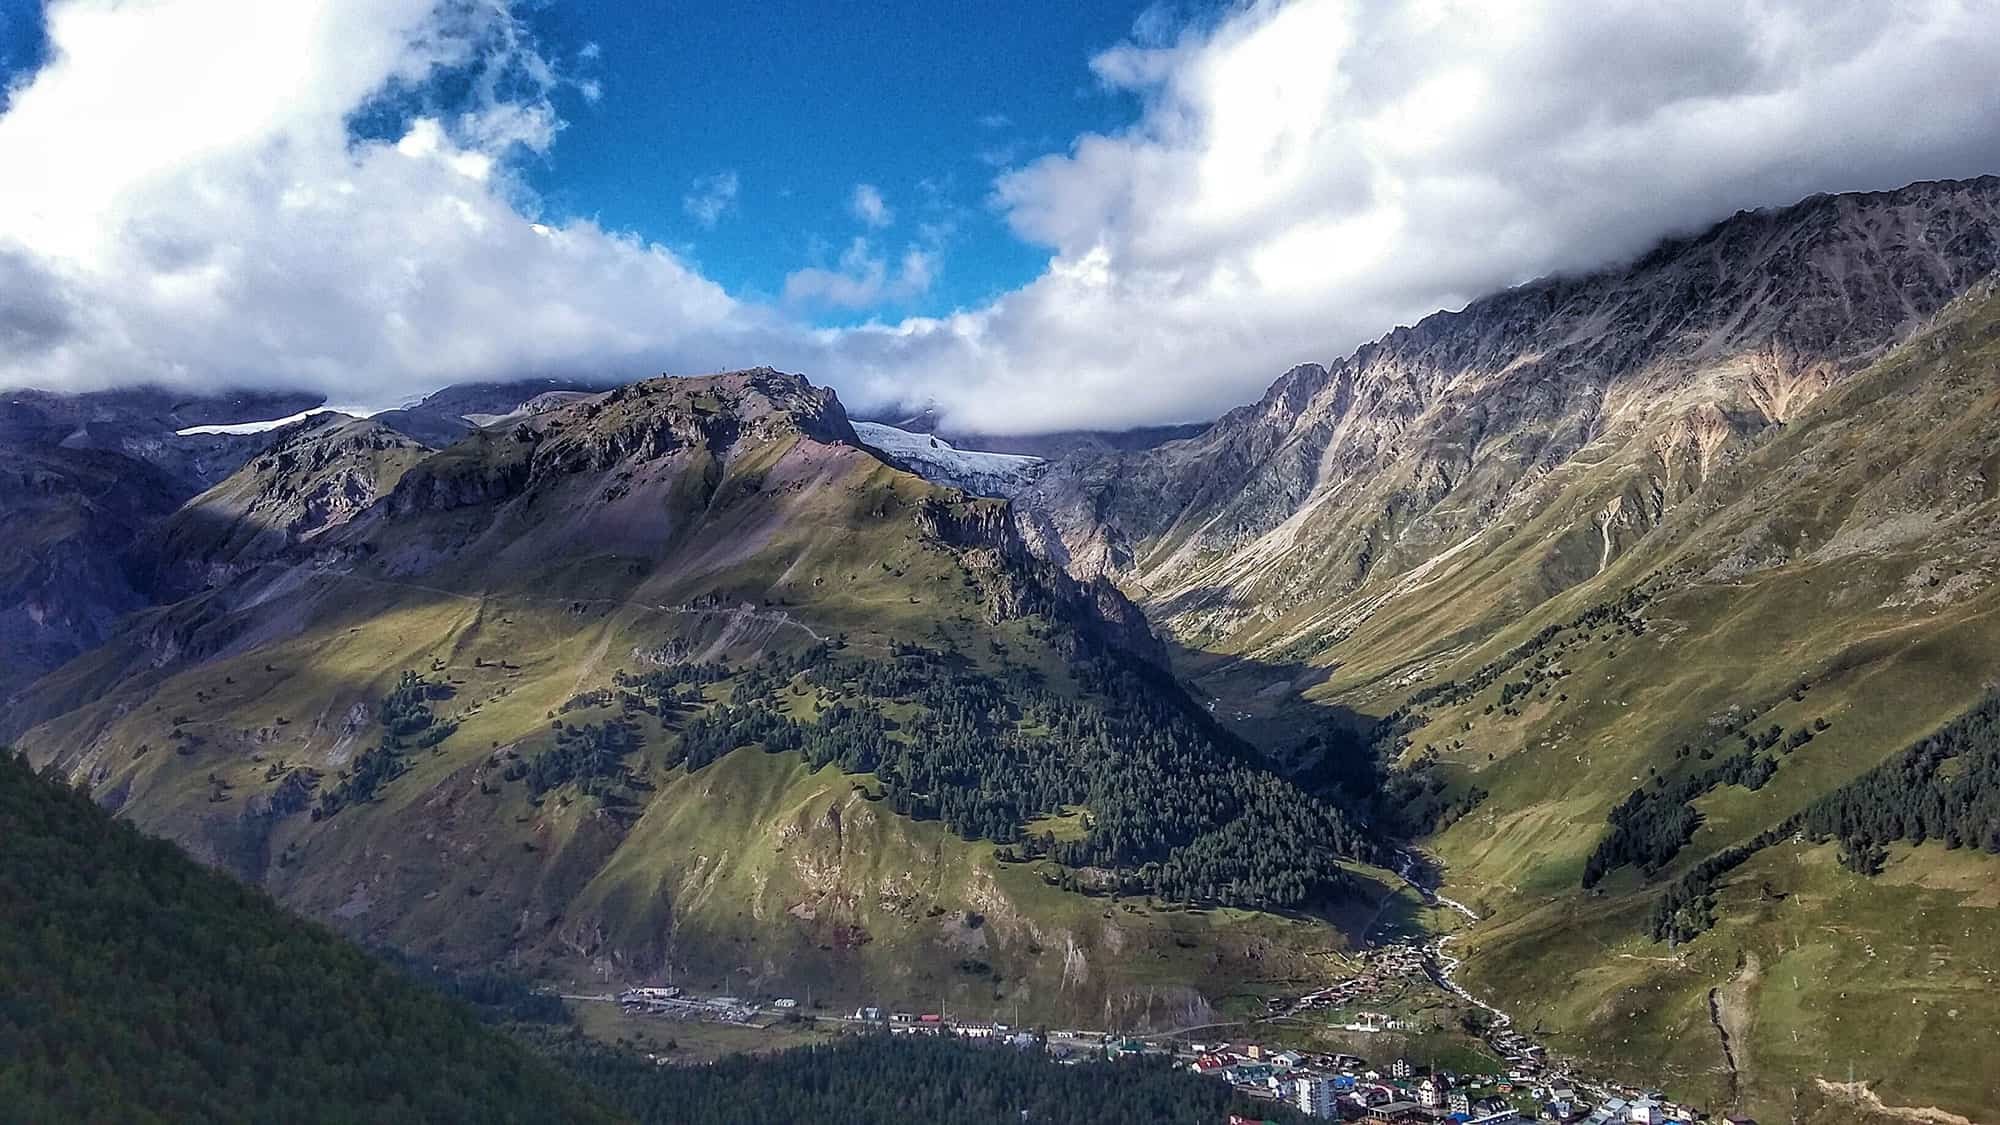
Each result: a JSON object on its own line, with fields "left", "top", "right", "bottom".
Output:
{"left": 0, "top": 749, "right": 613, "bottom": 1124}
{"left": 1798, "top": 690, "right": 2000, "bottom": 865}
{"left": 1645, "top": 826, "right": 1794, "bottom": 944}
{"left": 603, "top": 640, "right": 1375, "bottom": 911}
{"left": 1373, "top": 751, "right": 1489, "bottom": 838}
{"left": 1644, "top": 693, "right": 1998, "bottom": 944}
{"left": 314, "top": 671, "right": 456, "bottom": 819}
{"left": 520, "top": 717, "right": 644, "bottom": 796}
{"left": 542, "top": 1032, "right": 1304, "bottom": 1125}
{"left": 1582, "top": 746, "right": 1781, "bottom": 887}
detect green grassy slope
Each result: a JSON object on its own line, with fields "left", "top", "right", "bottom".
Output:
{"left": 11, "top": 370, "right": 1370, "bottom": 1027}
{"left": 1283, "top": 281, "right": 2000, "bottom": 1120}
{"left": 0, "top": 748, "right": 614, "bottom": 1124}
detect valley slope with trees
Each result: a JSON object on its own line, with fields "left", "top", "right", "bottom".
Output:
{"left": 1018, "top": 177, "right": 2000, "bottom": 1121}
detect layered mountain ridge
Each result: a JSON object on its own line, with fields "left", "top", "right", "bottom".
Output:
{"left": 10, "top": 175, "right": 2000, "bottom": 1119}
{"left": 1019, "top": 175, "right": 2000, "bottom": 664}
{"left": 1015, "top": 176, "right": 2000, "bottom": 1118}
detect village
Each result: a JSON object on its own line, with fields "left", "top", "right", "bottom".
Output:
{"left": 582, "top": 852, "right": 1725, "bottom": 1125}
{"left": 599, "top": 981, "right": 1725, "bottom": 1125}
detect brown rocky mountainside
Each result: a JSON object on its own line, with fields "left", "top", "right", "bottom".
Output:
{"left": 1018, "top": 176, "right": 2000, "bottom": 668}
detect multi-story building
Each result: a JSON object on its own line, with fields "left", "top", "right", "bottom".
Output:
{"left": 1294, "top": 1075, "right": 1341, "bottom": 1120}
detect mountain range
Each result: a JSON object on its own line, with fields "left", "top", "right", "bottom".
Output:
{"left": 8, "top": 175, "right": 2000, "bottom": 1121}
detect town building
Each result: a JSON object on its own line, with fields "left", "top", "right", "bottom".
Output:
{"left": 1361, "top": 1099, "right": 1427, "bottom": 1125}
{"left": 1418, "top": 1073, "right": 1451, "bottom": 1110}
{"left": 1294, "top": 1075, "right": 1341, "bottom": 1119}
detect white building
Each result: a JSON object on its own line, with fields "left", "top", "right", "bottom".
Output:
{"left": 1418, "top": 1074, "right": 1451, "bottom": 1110}
{"left": 1294, "top": 1075, "right": 1341, "bottom": 1119}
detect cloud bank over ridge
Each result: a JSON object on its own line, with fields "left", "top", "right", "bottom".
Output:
{"left": 4, "top": 0, "right": 1999, "bottom": 432}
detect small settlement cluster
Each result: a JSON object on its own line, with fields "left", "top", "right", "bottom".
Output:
{"left": 1194, "top": 1045, "right": 1711, "bottom": 1125}
{"left": 614, "top": 987, "right": 1722, "bottom": 1125}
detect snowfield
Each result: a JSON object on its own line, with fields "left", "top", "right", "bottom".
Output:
{"left": 852, "top": 422, "right": 1045, "bottom": 498}
{"left": 175, "top": 406, "right": 369, "bottom": 435}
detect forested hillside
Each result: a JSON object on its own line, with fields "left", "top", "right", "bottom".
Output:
{"left": 1, "top": 746, "right": 1329, "bottom": 1122}
{"left": 0, "top": 748, "right": 613, "bottom": 1124}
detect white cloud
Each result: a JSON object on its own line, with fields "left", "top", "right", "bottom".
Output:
{"left": 849, "top": 183, "right": 893, "bottom": 229}
{"left": 830, "top": 0, "right": 2000, "bottom": 432}
{"left": 0, "top": 0, "right": 771, "bottom": 400}
{"left": 683, "top": 170, "right": 740, "bottom": 228}
{"left": 782, "top": 238, "right": 935, "bottom": 310}
{"left": 3, "top": 0, "right": 2000, "bottom": 435}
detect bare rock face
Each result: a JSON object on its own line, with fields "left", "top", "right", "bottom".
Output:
{"left": 1018, "top": 176, "right": 2000, "bottom": 657}
{"left": 0, "top": 387, "right": 331, "bottom": 698}
{"left": 142, "top": 415, "right": 431, "bottom": 596}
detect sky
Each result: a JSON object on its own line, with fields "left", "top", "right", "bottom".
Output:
{"left": 3, "top": 1, "right": 1999, "bottom": 434}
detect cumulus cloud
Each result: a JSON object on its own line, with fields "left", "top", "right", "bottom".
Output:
{"left": 0, "top": 0, "right": 783, "bottom": 401}
{"left": 835, "top": 0, "right": 2000, "bottom": 432}
{"left": 849, "top": 183, "right": 894, "bottom": 229}
{"left": 783, "top": 238, "right": 936, "bottom": 310}
{"left": 3, "top": 0, "right": 1999, "bottom": 434}
{"left": 683, "top": 170, "right": 740, "bottom": 228}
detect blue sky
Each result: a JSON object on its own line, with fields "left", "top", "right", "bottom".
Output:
{"left": 0, "top": 0, "right": 1170, "bottom": 326}
{"left": 4, "top": 1, "right": 1997, "bottom": 431}
{"left": 510, "top": 1, "right": 1164, "bottom": 322}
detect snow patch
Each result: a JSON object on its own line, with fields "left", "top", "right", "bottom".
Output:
{"left": 852, "top": 421, "right": 1044, "bottom": 497}
{"left": 175, "top": 406, "right": 372, "bottom": 436}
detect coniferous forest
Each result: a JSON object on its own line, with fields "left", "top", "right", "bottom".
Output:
{"left": 588, "top": 639, "right": 1377, "bottom": 910}
{"left": 1799, "top": 691, "right": 2000, "bottom": 865}
{"left": 1644, "top": 691, "right": 2000, "bottom": 943}
{"left": 544, "top": 1033, "right": 1305, "bottom": 1125}
{"left": 0, "top": 749, "right": 612, "bottom": 1124}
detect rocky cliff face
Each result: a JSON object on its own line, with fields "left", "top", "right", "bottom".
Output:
{"left": 0, "top": 387, "right": 331, "bottom": 700}
{"left": 141, "top": 415, "right": 430, "bottom": 597}
{"left": 1018, "top": 177, "right": 2000, "bottom": 660}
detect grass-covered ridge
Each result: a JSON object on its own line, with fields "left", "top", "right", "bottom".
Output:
{"left": 1318, "top": 280, "right": 2000, "bottom": 1120}
{"left": 9, "top": 368, "right": 1373, "bottom": 1024}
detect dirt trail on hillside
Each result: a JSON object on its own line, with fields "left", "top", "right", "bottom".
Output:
{"left": 1812, "top": 1079, "right": 1980, "bottom": 1125}
{"left": 1709, "top": 952, "right": 1759, "bottom": 1106}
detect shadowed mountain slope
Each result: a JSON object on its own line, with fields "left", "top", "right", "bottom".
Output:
{"left": 0, "top": 748, "right": 614, "bottom": 1123}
